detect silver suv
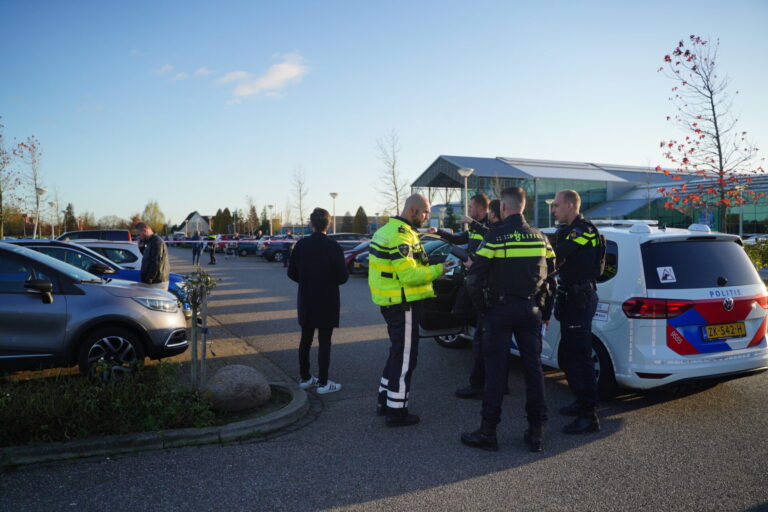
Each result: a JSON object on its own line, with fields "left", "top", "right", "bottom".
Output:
{"left": 0, "top": 243, "right": 188, "bottom": 376}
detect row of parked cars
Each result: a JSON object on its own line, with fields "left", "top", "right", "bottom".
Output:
{"left": 0, "top": 230, "right": 189, "bottom": 378}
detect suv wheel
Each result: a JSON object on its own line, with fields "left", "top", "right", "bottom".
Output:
{"left": 239, "top": 249, "right": 248, "bottom": 257}
{"left": 434, "top": 333, "right": 468, "bottom": 348}
{"left": 273, "top": 251, "right": 285, "bottom": 263}
{"left": 592, "top": 337, "right": 617, "bottom": 399}
{"left": 78, "top": 327, "right": 145, "bottom": 380}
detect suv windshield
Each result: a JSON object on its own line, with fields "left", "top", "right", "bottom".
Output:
{"left": 641, "top": 238, "right": 761, "bottom": 289}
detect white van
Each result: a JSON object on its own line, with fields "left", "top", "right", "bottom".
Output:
{"left": 421, "top": 221, "right": 768, "bottom": 397}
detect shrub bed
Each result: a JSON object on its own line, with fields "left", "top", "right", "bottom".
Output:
{"left": 0, "top": 363, "right": 286, "bottom": 447}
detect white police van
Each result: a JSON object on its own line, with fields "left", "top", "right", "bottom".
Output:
{"left": 420, "top": 221, "right": 768, "bottom": 397}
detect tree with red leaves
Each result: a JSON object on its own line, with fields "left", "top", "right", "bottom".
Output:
{"left": 657, "top": 35, "right": 764, "bottom": 232}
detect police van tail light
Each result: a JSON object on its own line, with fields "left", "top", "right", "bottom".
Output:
{"left": 754, "top": 296, "right": 768, "bottom": 310}
{"left": 621, "top": 298, "right": 694, "bottom": 319}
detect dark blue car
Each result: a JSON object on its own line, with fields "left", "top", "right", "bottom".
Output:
{"left": 3, "top": 240, "right": 191, "bottom": 319}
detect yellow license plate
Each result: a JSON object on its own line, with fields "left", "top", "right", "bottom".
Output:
{"left": 354, "top": 263, "right": 361, "bottom": 269}
{"left": 703, "top": 322, "right": 746, "bottom": 340}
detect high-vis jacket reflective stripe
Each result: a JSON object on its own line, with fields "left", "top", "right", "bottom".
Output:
{"left": 570, "top": 231, "right": 598, "bottom": 246}
{"left": 368, "top": 218, "right": 443, "bottom": 306}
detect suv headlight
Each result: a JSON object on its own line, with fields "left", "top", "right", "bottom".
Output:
{"left": 132, "top": 296, "right": 179, "bottom": 313}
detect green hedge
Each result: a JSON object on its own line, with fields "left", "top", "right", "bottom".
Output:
{"left": 0, "top": 363, "right": 215, "bottom": 447}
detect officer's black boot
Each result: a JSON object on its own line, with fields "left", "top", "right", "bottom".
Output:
{"left": 523, "top": 423, "right": 544, "bottom": 452}
{"left": 460, "top": 420, "right": 498, "bottom": 451}
{"left": 563, "top": 410, "right": 600, "bottom": 434}
{"left": 385, "top": 408, "right": 420, "bottom": 427}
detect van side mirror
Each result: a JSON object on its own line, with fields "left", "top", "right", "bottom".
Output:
{"left": 24, "top": 279, "right": 54, "bottom": 304}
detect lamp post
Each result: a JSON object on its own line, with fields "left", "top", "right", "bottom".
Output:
{"left": 374, "top": 212, "right": 379, "bottom": 232}
{"left": 267, "top": 204, "right": 274, "bottom": 236}
{"left": 544, "top": 199, "right": 554, "bottom": 228}
{"left": 329, "top": 192, "right": 338, "bottom": 234}
{"left": 457, "top": 168, "right": 474, "bottom": 225}
{"left": 33, "top": 187, "right": 47, "bottom": 238}
{"left": 47, "top": 201, "right": 57, "bottom": 238}
{"left": 735, "top": 185, "right": 746, "bottom": 237}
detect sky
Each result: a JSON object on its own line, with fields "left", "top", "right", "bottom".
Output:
{"left": 1, "top": 0, "right": 767, "bottom": 226}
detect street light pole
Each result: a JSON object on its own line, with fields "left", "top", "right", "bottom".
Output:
{"left": 457, "top": 168, "right": 474, "bottom": 226}
{"left": 267, "top": 204, "right": 274, "bottom": 236}
{"left": 374, "top": 212, "right": 379, "bottom": 232}
{"left": 544, "top": 199, "right": 554, "bottom": 228}
{"left": 329, "top": 192, "right": 338, "bottom": 234}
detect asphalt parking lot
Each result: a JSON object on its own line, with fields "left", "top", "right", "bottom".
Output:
{"left": 2, "top": 248, "right": 767, "bottom": 512}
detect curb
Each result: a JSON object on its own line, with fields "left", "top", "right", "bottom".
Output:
{"left": 0, "top": 382, "right": 308, "bottom": 469}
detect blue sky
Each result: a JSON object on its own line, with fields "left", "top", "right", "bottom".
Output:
{"left": 1, "top": 0, "right": 766, "bottom": 226}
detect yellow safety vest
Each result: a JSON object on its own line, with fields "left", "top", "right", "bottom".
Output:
{"left": 368, "top": 218, "right": 443, "bottom": 306}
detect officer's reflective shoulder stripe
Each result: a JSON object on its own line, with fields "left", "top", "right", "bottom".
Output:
{"left": 468, "top": 232, "right": 484, "bottom": 241}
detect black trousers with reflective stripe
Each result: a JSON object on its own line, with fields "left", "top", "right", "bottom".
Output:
{"left": 378, "top": 302, "right": 421, "bottom": 411}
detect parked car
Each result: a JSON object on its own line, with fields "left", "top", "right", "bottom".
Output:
{"left": 420, "top": 221, "right": 768, "bottom": 397}
{"left": 262, "top": 239, "right": 295, "bottom": 263}
{"left": 352, "top": 251, "right": 369, "bottom": 275}
{"left": 344, "top": 241, "right": 370, "bottom": 273}
{"left": 327, "top": 232, "right": 371, "bottom": 250}
{"left": 237, "top": 240, "right": 264, "bottom": 257}
{"left": 5, "top": 240, "right": 191, "bottom": 319}
{"left": 0, "top": 243, "right": 188, "bottom": 376}
{"left": 73, "top": 240, "right": 143, "bottom": 270}
{"left": 57, "top": 229, "right": 132, "bottom": 242}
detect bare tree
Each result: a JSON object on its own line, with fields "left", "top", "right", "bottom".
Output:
{"left": 656, "top": 35, "right": 764, "bottom": 231}
{"left": 376, "top": 130, "right": 409, "bottom": 215}
{"left": 245, "top": 195, "right": 258, "bottom": 236}
{"left": 0, "top": 118, "right": 20, "bottom": 239}
{"left": 490, "top": 174, "right": 504, "bottom": 199}
{"left": 291, "top": 167, "right": 308, "bottom": 228}
{"left": 14, "top": 136, "right": 45, "bottom": 238}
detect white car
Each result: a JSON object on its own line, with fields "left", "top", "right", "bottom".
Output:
{"left": 74, "top": 240, "right": 143, "bottom": 270}
{"left": 421, "top": 221, "right": 768, "bottom": 397}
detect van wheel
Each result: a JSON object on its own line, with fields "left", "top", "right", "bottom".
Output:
{"left": 78, "top": 327, "right": 145, "bottom": 380}
{"left": 435, "top": 334, "right": 469, "bottom": 349}
{"left": 592, "top": 337, "right": 617, "bottom": 399}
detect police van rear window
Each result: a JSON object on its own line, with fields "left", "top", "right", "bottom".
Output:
{"left": 641, "top": 239, "right": 760, "bottom": 289}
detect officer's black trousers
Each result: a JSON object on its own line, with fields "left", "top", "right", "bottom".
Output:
{"left": 468, "top": 321, "right": 485, "bottom": 388}
{"left": 559, "top": 289, "right": 599, "bottom": 409}
{"left": 378, "top": 302, "right": 421, "bottom": 411}
{"left": 481, "top": 300, "right": 547, "bottom": 425}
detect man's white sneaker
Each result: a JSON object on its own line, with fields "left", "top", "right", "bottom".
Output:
{"left": 316, "top": 380, "right": 342, "bottom": 394}
{"left": 299, "top": 376, "right": 318, "bottom": 389}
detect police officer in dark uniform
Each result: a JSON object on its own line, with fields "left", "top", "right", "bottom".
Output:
{"left": 460, "top": 187, "right": 554, "bottom": 452}
{"left": 551, "top": 189, "right": 602, "bottom": 434}
{"left": 428, "top": 194, "right": 492, "bottom": 399}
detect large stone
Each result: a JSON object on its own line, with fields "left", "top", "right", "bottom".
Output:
{"left": 204, "top": 365, "right": 271, "bottom": 412}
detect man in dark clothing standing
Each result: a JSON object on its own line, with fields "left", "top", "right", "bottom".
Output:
{"left": 287, "top": 209, "right": 349, "bottom": 394}
{"left": 551, "top": 189, "right": 603, "bottom": 434}
{"left": 191, "top": 231, "right": 202, "bottom": 265}
{"left": 461, "top": 187, "right": 554, "bottom": 452}
{"left": 134, "top": 222, "right": 170, "bottom": 287}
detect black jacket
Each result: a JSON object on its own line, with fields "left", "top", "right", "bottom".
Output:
{"left": 140, "top": 234, "right": 170, "bottom": 284}
{"left": 466, "top": 214, "right": 554, "bottom": 303}
{"left": 436, "top": 215, "right": 489, "bottom": 254}
{"left": 287, "top": 232, "right": 349, "bottom": 328}
{"left": 555, "top": 215, "right": 601, "bottom": 285}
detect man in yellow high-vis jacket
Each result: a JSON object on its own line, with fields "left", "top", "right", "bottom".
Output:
{"left": 369, "top": 194, "right": 450, "bottom": 427}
